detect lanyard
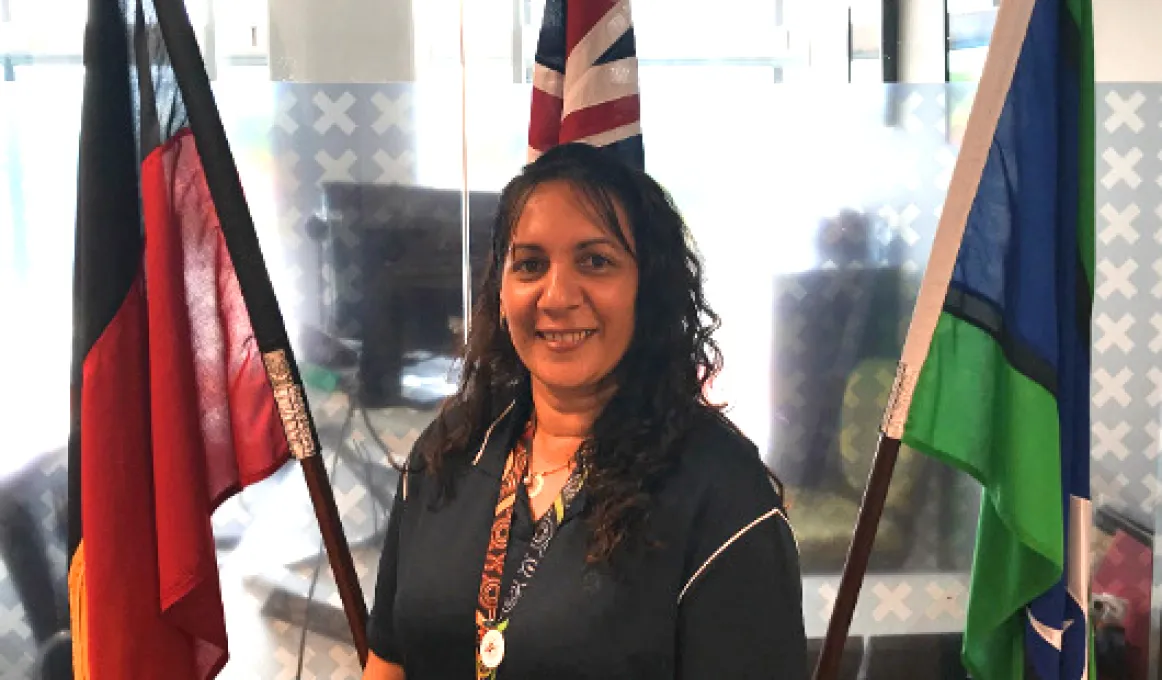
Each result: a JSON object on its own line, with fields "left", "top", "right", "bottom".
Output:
{"left": 475, "top": 421, "right": 584, "bottom": 678}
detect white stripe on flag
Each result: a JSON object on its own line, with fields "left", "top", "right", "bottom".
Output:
{"left": 533, "top": 63, "right": 564, "bottom": 98}
{"left": 881, "top": 0, "right": 1038, "bottom": 438}
{"left": 563, "top": 57, "right": 639, "bottom": 119}
{"left": 573, "top": 120, "right": 641, "bottom": 149}
{"left": 563, "top": 0, "right": 633, "bottom": 100}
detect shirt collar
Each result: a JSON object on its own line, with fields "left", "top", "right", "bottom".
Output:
{"left": 470, "top": 394, "right": 530, "bottom": 479}
{"left": 471, "top": 392, "right": 589, "bottom": 525}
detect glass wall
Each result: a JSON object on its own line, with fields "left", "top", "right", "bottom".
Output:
{"left": 2, "top": 1, "right": 1159, "bottom": 679}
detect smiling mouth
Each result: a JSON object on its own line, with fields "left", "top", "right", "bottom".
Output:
{"left": 536, "top": 329, "right": 596, "bottom": 350}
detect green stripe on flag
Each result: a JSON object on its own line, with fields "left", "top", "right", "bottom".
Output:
{"left": 901, "top": 313, "right": 1063, "bottom": 678}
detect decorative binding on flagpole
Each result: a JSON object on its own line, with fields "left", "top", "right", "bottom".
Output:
{"left": 263, "top": 349, "right": 317, "bottom": 460}
{"left": 881, "top": 360, "right": 914, "bottom": 441}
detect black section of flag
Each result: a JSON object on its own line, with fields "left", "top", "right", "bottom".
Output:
{"left": 69, "top": 0, "right": 144, "bottom": 560}
{"left": 943, "top": 284, "right": 1058, "bottom": 396}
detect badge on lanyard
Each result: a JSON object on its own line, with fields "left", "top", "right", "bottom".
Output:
{"left": 479, "top": 625, "right": 506, "bottom": 670}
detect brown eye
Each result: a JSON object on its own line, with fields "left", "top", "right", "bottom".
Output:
{"left": 512, "top": 258, "right": 546, "bottom": 275}
{"left": 581, "top": 253, "right": 613, "bottom": 270}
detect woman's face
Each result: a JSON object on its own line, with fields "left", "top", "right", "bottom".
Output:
{"left": 499, "top": 181, "right": 638, "bottom": 398}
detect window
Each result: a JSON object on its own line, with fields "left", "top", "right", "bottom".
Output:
{"left": 947, "top": 0, "right": 997, "bottom": 82}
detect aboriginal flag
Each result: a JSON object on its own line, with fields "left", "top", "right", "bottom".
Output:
{"left": 67, "top": 0, "right": 319, "bottom": 677}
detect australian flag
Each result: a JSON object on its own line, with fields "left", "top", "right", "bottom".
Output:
{"left": 527, "top": 0, "right": 644, "bottom": 170}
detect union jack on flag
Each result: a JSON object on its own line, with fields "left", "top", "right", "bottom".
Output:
{"left": 528, "top": 0, "right": 644, "bottom": 170}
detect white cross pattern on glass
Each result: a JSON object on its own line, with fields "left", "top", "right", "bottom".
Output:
{"left": 313, "top": 91, "right": 357, "bottom": 135}
{"left": 1101, "top": 148, "right": 1142, "bottom": 189}
{"left": 924, "top": 581, "right": 965, "bottom": 620}
{"left": 1148, "top": 367, "right": 1162, "bottom": 407}
{"left": 275, "top": 92, "right": 299, "bottom": 134}
{"left": 322, "top": 391, "right": 349, "bottom": 419}
{"left": 315, "top": 150, "right": 357, "bottom": 182}
{"left": 373, "top": 149, "right": 417, "bottom": 184}
{"left": 372, "top": 91, "right": 414, "bottom": 134}
{"left": 778, "top": 314, "right": 808, "bottom": 355}
{"left": 1150, "top": 314, "right": 1162, "bottom": 353}
{"left": 273, "top": 647, "right": 305, "bottom": 678}
{"left": 1139, "top": 476, "right": 1162, "bottom": 514}
{"left": 902, "top": 91, "right": 926, "bottom": 133}
{"left": 1095, "top": 313, "right": 1135, "bottom": 354}
{"left": 1091, "top": 471, "right": 1130, "bottom": 504}
{"left": 1092, "top": 421, "right": 1131, "bottom": 461}
{"left": 817, "top": 582, "right": 837, "bottom": 621}
{"left": 1097, "top": 260, "right": 1138, "bottom": 299}
{"left": 334, "top": 484, "right": 368, "bottom": 523}
{"left": 277, "top": 150, "right": 301, "bottom": 194}
{"left": 328, "top": 646, "right": 361, "bottom": 680}
{"left": 279, "top": 206, "right": 304, "bottom": 250}
{"left": 776, "top": 372, "right": 807, "bottom": 409}
{"left": 1094, "top": 368, "right": 1133, "bottom": 408}
{"left": 1099, "top": 203, "right": 1140, "bottom": 244}
{"left": 877, "top": 204, "right": 922, "bottom": 246}
{"left": 872, "top": 582, "right": 912, "bottom": 621}
{"left": 0, "top": 603, "right": 31, "bottom": 637}
{"left": 333, "top": 264, "right": 362, "bottom": 305}
{"left": 1104, "top": 91, "right": 1146, "bottom": 133}
{"left": 1153, "top": 260, "right": 1162, "bottom": 298}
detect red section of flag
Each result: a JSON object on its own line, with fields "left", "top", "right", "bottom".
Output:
{"left": 564, "top": 0, "right": 617, "bottom": 54}
{"left": 80, "top": 273, "right": 197, "bottom": 677}
{"left": 560, "top": 94, "right": 641, "bottom": 143}
{"left": 528, "top": 86, "right": 566, "bottom": 154}
{"left": 79, "top": 128, "right": 290, "bottom": 679}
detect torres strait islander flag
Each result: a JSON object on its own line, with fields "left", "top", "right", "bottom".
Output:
{"left": 880, "top": 0, "right": 1095, "bottom": 677}
{"left": 528, "top": 0, "right": 644, "bottom": 169}
{"left": 68, "top": 0, "right": 317, "bottom": 677}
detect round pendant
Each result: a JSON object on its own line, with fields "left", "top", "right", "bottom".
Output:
{"left": 525, "top": 473, "right": 544, "bottom": 498}
{"left": 480, "top": 628, "right": 505, "bottom": 669}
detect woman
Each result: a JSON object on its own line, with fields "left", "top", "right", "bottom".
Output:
{"left": 362, "top": 142, "right": 806, "bottom": 680}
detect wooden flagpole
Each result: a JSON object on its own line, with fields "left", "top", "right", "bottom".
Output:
{"left": 151, "top": 0, "right": 370, "bottom": 665}
{"left": 811, "top": 0, "right": 1037, "bottom": 676}
{"left": 811, "top": 435, "right": 902, "bottom": 680}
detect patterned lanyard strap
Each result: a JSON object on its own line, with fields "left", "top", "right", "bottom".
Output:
{"left": 475, "top": 422, "right": 585, "bottom": 679}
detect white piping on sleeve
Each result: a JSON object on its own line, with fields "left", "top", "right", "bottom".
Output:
{"left": 678, "top": 508, "right": 793, "bottom": 605}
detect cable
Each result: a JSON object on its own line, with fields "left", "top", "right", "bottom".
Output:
{"left": 359, "top": 404, "right": 400, "bottom": 537}
{"left": 294, "top": 539, "right": 325, "bottom": 680}
{"left": 352, "top": 435, "right": 381, "bottom": 536}
{"left": 360, "top": 403, "right": 396, "bottom": 464}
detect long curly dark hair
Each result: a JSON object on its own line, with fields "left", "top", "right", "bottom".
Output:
{"left": 420, "top": 142, "right": 724, "bottom": 563}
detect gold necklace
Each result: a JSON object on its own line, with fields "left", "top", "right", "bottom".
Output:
{"left": 523, "top": 459, "right": 574, "bottom": 498}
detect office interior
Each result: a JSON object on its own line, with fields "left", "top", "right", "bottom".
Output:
{"left": 1, "top": 0, "right": 1160, "bottom": 677}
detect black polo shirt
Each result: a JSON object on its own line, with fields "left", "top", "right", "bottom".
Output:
{"left": 367, "top": 397, "right": 806, "bottom": 679}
